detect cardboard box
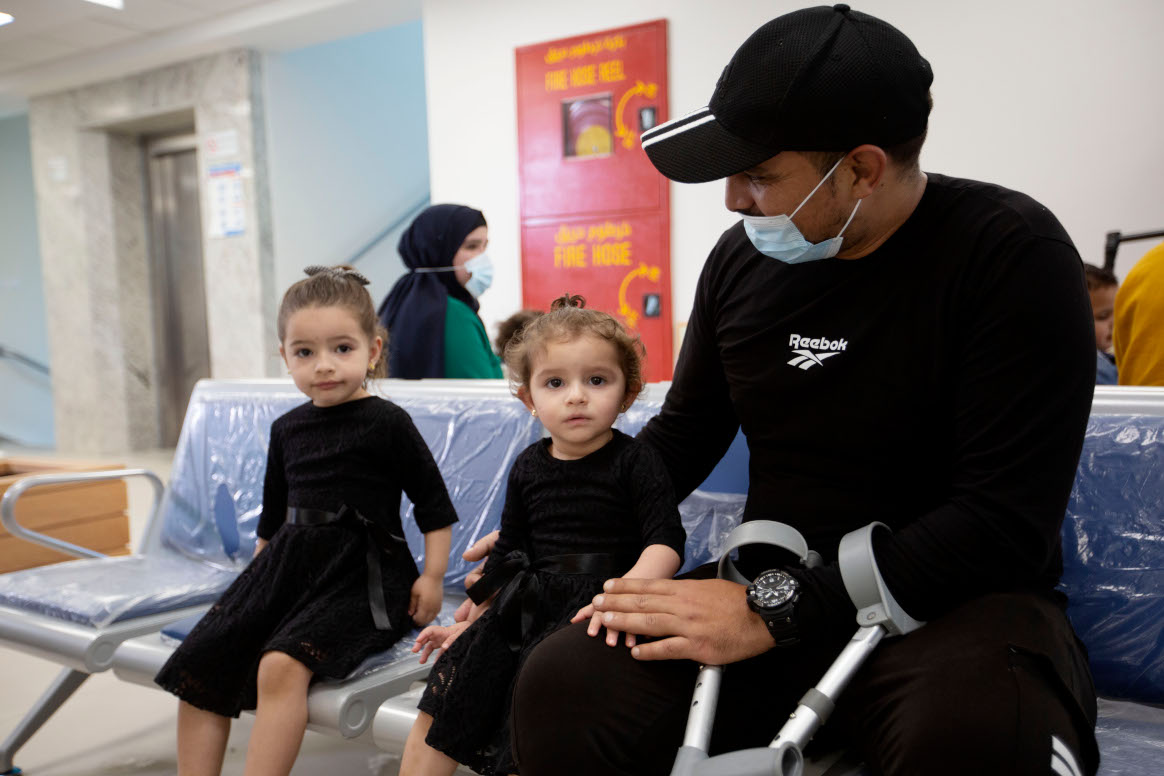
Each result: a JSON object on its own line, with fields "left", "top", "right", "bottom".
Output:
{"left": 0, "top": 458, "right": 132, "bottom": 573}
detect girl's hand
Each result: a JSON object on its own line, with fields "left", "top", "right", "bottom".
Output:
{"left": 412, "top": 621, "right": 471, "bottom": 664}
{"left": 571, "top": 603, "right": 637, "bottom": 648}
{"left": 253, "top": 538, "right": 269, "bottom": 558}
{"left": 410, "top": 573, "right": 443, "bottom": 626}
{"left": 454, "top": 532, "right": 500, "bottom": 622}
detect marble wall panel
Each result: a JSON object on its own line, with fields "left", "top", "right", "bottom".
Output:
{"left": 28, "top": 50, "right": 274, "bottom": 454}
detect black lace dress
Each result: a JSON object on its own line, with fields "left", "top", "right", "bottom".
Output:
{"left": 155, "top": 396, "right": 457, "bottom": 717}
{"left": 419, "top": 430, "right": 685, "bottom": 774}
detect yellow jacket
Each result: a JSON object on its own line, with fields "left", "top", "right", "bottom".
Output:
{"left": 1114, "top": 240, "right": 1164, "bottom": 386}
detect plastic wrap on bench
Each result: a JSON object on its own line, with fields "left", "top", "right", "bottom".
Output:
{"left": 155, "top": 388, "right": 542, "bottom": 588}
{"left": 0, "top": 552, "right": 236, "bottom": 628}
{"left": 1093, "top": 698, "right": 1164, "bottom": 776}
{"left": 1059, "top": 414, "right": 1164, "bottom": 704}
{"left": 159, "top": 391, "right": 303, "bottom": 564}
{"left": 678, "top": 490, "right": 747, "bottom": 573}
{"left": 399, "top": 396, "right": 542, "bottom": 587}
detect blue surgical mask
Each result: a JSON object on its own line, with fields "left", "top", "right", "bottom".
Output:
{"left": 412, "top": 252, "right": 494, "bottom": 298}
{"left": 463, "top": 252, "right": 493, "bottom": 298}
{"left": 740, "top": 156, "right": 861, "bottom": 264}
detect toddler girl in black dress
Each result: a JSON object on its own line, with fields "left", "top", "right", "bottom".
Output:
{"left": 155, "top": 265, "right": 458, "bottom": 776}
{"left": 400, "top": 294, "right": 686, "bottom": 776}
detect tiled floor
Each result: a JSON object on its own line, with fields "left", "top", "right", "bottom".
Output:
{"left": 0, "top": 445, "right": 414, "bottom": 776}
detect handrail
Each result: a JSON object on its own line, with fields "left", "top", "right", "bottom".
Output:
{"left": 1103, "top": 228, "right": 1164, "bottom": 272}
{"left": 0, "top": 468, "right": 164, "bottom": 560}
{"left": 0, "top": 345, "right": 50, "bottom": 375}
{"left": 345, "top": 193, "right": 431, "bottom": 266}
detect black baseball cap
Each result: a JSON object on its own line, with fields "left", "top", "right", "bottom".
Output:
{"left": 642, "top": 4, "right": 933, "bottom": 183}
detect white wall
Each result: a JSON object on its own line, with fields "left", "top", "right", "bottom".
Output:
{"left": 422, "top": 0, "right": 1164, "bottom": 336}
{"left": 264, "top": 20, "right": 430, "bottom": 313}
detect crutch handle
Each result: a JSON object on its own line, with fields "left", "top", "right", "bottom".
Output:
{"left": 837, "top": 522, "right": 924, "bottom": 637}
{"left": 717, "top": 520, "right": 820, "bottom": 584}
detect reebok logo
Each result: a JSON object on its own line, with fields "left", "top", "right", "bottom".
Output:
{"left": 787, "top": 333, "right": 847, "bottom": 370}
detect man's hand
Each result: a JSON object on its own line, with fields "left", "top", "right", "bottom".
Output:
{"left": 412, "top": 621, "right": 471, "bottom": 664}
{"left": 589, "top": 577, "right": 775, "bottom": 664}
{"left": 410, "top": 573, "right": 443, "bottom": 626}
{"left": 453, "top": 530, "right": 500, "bottom": 622}
{"left": 253, "top": 538, "right": 268, "bottom": 558}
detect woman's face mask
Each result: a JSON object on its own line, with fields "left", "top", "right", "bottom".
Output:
{"left": 463, "top": 252, "right": 493, "bottom": 298}
{"left": 412, "top": 251, "right": 493, "bottom": 298}
{"left": 740, "top": 155, "right": 860, "bottom": 264}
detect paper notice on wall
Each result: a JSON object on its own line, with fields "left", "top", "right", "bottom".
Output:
{"left": 203, "top": 129, "right": 239, "bottom": 159}
{"left": 208, "top": 163, "right": 245, "bottom": 238}
{"left": 46, "top": 156, "right": 69, "bottom": 182}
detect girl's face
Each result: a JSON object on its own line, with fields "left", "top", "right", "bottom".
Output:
{"left": 280, "top": 305, "right": 382, "bottom": 407}
{"left": 522, "top": 333, "right": 630, "bottom": 460}
{"left": 452, "top": 226, "right": 489, "bottom": 287}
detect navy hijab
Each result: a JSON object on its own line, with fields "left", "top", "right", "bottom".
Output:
{"left": 377, "top": 204, "right": 488, "bottom": 378}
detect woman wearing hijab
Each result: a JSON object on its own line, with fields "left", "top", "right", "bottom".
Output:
{"left": 377, "top": 204, "right": 503, "bottom": 379}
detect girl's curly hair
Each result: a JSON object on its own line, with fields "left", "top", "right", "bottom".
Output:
{"left": 503, "top": 294, "right": 645, "bottom": 401}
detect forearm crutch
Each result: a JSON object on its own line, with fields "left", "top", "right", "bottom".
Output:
{"left": 671, "top": 521, "right": 923, "bottom": 776}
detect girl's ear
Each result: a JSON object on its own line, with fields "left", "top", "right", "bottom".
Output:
{"left": 517, "top": 386, "right": 534, "bottom": 413}
{"left": 621, "top": 381, "right": 642, "bottom": 412}
{"left": 369, "top": 335, "right": 383, "bottom": 365}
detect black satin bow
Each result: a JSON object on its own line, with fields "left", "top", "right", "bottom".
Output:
{"left": 467, "top": 549, "right": 632, "bottom": 652}
{"left": 285, "top": 506, "right": 405, "bottom": 632}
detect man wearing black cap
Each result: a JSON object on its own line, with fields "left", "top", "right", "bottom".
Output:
{"left": 510, "top": 5, "right": 1099, "bottom": 775}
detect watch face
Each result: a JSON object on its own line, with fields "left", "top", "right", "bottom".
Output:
{"left": 749, "top": 569, "right": 798, "bottom": 611}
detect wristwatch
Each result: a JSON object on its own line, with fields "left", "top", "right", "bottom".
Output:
{"left": 746, "top": 568, "right": 801, "bottom": 647}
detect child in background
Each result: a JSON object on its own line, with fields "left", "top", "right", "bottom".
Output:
{"left": 494, "top": 308, "right": 544, "bottom": 358}
{"left": 156, "top": 265, "right": 458, "bottom": 776}
{"left": 400, "top": 294, "right": 686, "bottom": 776}
{"left": 1084, "top": 263, "right": 1119, "bottom": 385}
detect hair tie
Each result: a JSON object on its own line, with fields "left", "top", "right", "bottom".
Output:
{"left": 304, "top": 265, "right": 370, "bottom": 286}
{"left": 549, "top": 293, "right": 587, "bottom": 312}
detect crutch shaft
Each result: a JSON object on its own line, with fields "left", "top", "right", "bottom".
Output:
{"left": 771, "top": 625, "right": 884, "bottom": 751}
{"left": 682, "top": 664, "right": 723, "bottom": 749}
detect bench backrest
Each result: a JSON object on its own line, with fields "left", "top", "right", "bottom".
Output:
{"left": 146, "top": 380, "right": 542, "bottom": 587}
{"left": 147, "top": 380, "right": 746, "bottom": 587}
{"left": 1058, "top": 389, "right": 1164, "bottom": 704}
{"left": 152, "top": 382, "right": 1164, "bottom": 703}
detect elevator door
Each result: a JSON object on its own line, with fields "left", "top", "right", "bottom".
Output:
{"left": 148, "top": 136, "right": 210, "bottom": 447}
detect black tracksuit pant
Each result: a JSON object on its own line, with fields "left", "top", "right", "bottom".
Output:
{"left": 511, "top": 588, "right": 1098, "bottom": 776}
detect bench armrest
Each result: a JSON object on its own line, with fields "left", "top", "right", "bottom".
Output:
{"left": 0, "top": 469, "right": 164, "bottom": 560}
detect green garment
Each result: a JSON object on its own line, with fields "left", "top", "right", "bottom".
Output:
{"left": 444, "top": 297, "right": 503, "bottom": 379}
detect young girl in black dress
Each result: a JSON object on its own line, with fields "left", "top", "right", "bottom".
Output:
{"left": 155, "top": 265, "right": 458, "bottom": 776}
{"left": 400, "top": 294, "right": 686, "bottom": 776}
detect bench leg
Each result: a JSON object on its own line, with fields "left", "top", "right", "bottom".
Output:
{"left": 0, "top": 667, "right": 89, "bottom": 774}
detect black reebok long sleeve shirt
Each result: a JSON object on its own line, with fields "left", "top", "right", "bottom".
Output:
{"left": 638, "top": 174, "right": 1096, "bottom": 637}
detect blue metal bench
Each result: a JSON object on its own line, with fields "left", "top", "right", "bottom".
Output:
{"left": 1060, "top": 388, "right": 1164, "bottom": 775}
{"left": 102, "top": 379, "right": 744, "bottom": 749}
{"left": 2, "top": 381, "right": 1160, "bottom": 775}
{"left": 0, "top": 379, "right": 543, "bottom": 769}
{"left": 374, "top": 384, "right": 1164, "bottom": 776}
